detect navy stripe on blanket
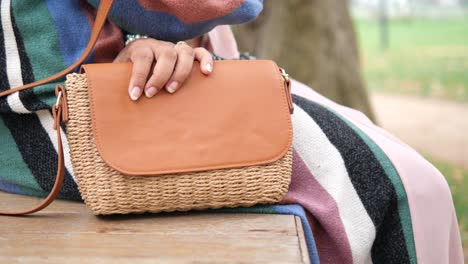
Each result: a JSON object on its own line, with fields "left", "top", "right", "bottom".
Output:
{"left": 0, "top": 113, "right": 81, "bottom": 199}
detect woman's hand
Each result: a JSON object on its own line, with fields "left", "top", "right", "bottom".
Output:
{"left": 114, "top": 38, "right": 214, "bottom": 101}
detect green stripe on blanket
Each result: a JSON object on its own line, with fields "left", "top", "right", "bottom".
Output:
{"left": 0, "top": 117, "right": 44, "bottom": 195}
{"left": 326, "top": 106, "right": 417, "bottom": 264}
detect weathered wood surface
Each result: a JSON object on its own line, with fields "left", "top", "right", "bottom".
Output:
{"left": 0, "top": 192, "right": 310, "bottom": 263}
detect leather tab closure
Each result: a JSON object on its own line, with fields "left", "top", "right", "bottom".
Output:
{"left": 53, "top": 84, "right": 69, "bottom": 130}
{"left": 280, "top": 68, "right": 294, "bottom": 114}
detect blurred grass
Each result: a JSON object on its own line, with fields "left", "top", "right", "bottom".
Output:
{"left": 428, "top": 157, "right": 468, "bottom": 248}
{"left": 354, "top": 17, "right": 468, "bottom": 101}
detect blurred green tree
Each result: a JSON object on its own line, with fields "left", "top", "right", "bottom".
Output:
{"left": 233, "top": 0, "right": 375, "bottom": 121}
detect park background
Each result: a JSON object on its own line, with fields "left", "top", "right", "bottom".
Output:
{"left": 234, "top": 0, "right": 467, "bottom": 259}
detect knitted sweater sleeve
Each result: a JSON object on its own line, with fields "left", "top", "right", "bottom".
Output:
{"left": 86, "top": 0, "right": 263, "bottom": 42}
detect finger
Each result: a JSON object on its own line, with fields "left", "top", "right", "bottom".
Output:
{"left": 165, "top": 44, "right": 195, "bottom": 94}
{"left": 113, "top": 47, "right": 130, "bottom": 62}
{"left": 129, "top": 48, "right": 154, "bottom": 101}
{"left": 145, "top": 46, "right": 177, "bottom": 97}
{"left": 194, "top": 48, "right": 213, "bottom": 75}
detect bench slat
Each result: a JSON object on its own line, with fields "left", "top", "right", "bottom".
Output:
{"left": 0, "top": 192, "right": 310, "bottom": 263}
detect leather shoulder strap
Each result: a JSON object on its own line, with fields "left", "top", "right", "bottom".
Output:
{"left": 0, "top": 0, "right": 114, "bottom": 98}
{"left": 0, "top": 0, "right": 114, "bottom": 215}
{"left": 0, "top": 102, "right": 66, "bottom": 215}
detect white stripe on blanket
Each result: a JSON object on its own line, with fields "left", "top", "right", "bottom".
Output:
{"left": 1, "top": 0, "right": 29, "bottom": 113}
{"left": 37, "top": 110, "right": 76, "bottom": 180}
{"left": 292, "top": 104, "right": 375, "bottom": 264}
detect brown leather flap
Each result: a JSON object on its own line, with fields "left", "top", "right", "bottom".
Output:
{"left": 80, "top": 60, "right": 292, "bottom": 176}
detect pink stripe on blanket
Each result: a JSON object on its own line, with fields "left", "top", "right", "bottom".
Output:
{"left": 207, "top": 26, "right": 240, "bottom": 59}
{"left": 137, "top": 0, "right": 245, "bottom": 24}
{"left": 282, "top": 150, "right": 353, "bottom": 264}
{"left": 291, "top": 81, "right": 464, "bottom": 264}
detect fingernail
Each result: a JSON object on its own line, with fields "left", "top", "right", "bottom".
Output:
{"left": 166, "top": 81, "right": 178, "bottom": 94}
{"left": 145, "top": 87, "right": 158, "bottom": 98}
{"left": 130, "top": 86, "right": 141, "bottom": 101}
{"left": 205, "top": 63, "right": 213, "bottom": 73}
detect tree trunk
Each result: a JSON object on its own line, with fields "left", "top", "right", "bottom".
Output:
{"left": 233, "top": 0, "right": 376, "bottom": 121}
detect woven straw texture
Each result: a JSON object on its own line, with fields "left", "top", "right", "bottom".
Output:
{"left": 65, "top": 73, "right": 292, "bottom": 215}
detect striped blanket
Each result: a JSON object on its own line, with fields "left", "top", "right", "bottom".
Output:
{"left": 0, "top": 1, "right": 463, "bottom": 263}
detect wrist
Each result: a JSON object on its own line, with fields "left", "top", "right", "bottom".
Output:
{"left": 125, "top": 34, "right": 149, "bottom": 46}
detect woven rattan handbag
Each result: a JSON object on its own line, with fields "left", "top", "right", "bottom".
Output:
{"left": 0, "top": 0, "right": 293, "bottom": 216}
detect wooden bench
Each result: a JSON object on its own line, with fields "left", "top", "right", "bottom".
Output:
{"left": 0, "top": 192, "right": 310, "bottom": 263}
